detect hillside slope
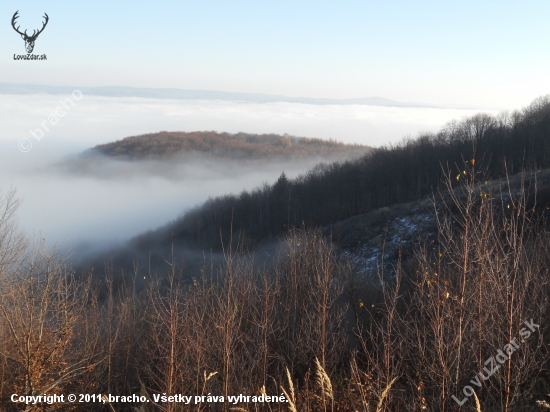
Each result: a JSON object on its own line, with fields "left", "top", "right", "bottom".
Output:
{"left": 332, "top": 168, "right": 550, "bottom": 277}
{"left": 73, "top": 95, "right": 550, "bottom": 276}
{"left": 127, "top": 96, "right": 550, "bottom": 252}
{"left": 74, "top": 167, "right": 550, "bottom": 284}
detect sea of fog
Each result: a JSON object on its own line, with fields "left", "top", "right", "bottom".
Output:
{"left": 0, "top": 93, "right": 499, "bottom": 253}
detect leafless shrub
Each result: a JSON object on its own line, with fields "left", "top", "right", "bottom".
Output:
{"left": 0, "top": 241, "right": 103, "bottom": 410}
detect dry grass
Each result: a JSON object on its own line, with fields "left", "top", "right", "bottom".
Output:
{"left": 376, "top": 377, "right": 397, "bottom": 412}
{"left": 281, "top": 367, "right": 297, "bottom": 412}
{"left": 315, "top": 357, "right": 334, "bottom": 401}
{"left": 473, "top": 391, "right": 482, "bottom": 412}
{"left": 537, "top": 395, "right": 550, "bottom": 409}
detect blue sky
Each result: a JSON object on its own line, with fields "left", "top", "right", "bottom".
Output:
{"left": 0, "top": 1, "right": 549, "bottom": 109}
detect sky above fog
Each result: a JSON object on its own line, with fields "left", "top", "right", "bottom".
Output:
{"left": 0, "top": 1, "right": 548, "bottom": 109}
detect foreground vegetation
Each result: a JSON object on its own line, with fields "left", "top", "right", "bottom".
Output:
{"left": 1, "top": 161, "right": 550, "bottom": 411}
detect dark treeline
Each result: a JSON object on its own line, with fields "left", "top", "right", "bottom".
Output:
{"left": 136, "top": 96, "right": 550, "bottom": 252}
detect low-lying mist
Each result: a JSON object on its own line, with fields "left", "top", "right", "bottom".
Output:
{"left": 1, "top": 148, "right": 333, "bottom": 255}
{"left": 0, "top": 92, "right": 498, "bottom": 265}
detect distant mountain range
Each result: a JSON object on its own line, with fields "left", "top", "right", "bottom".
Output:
{"left": 0, "top": 83, "right": 452, "bottom": 108}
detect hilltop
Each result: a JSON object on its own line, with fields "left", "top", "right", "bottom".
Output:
{"left": 85, "top": 131, "right": 371, "bottom": 161}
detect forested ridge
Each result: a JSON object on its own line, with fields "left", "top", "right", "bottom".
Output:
{"left": 88, "top": 131, "right": 370, "bottom": 160}
{"left": 134, "top": 96, "right": 550, "bottom": 251}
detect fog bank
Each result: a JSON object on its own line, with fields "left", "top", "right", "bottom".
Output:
{"left": 0, "top": 93, "right": 498, "bottom": 252}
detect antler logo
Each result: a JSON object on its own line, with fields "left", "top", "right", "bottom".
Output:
{"left": 11, "top": 11, "right": 49, "bottom": 54}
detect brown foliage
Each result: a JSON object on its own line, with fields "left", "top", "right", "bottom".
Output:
{"left": 91, "top": 131, "right": 370, "bottom": 161}
{"left": 2, "top": 164, "right": 550, "bottom": 410}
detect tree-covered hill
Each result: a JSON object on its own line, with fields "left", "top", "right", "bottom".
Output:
{"left": 88, "top": 131, "right": 371, "bottom": 160}
{"left": 130, "top": 96, "right": 550, "bottom": 252}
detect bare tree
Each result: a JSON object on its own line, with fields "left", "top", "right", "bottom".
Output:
{"left": 0, "top": 188, "right": 27, "bottom": 276}
{"left": 0, "top": 243, "right": 103, "bottom": 411}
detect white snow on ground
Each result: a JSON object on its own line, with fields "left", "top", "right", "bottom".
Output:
{"left": 340, "top": 210, "right": 434, "bottom": 277}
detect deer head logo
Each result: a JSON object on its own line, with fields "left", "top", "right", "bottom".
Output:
{"left": 11, "top": 11, "right": 49, "bottom": 54}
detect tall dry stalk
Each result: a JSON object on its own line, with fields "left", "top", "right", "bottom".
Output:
{"left": 315, "top": 357, "right": 333, "bottom": 412}
{"left": 280, "top": 367, "right": 297, "bottom": 412}
{"left": 376, "top": 376, "right": 397, "bottom": 412}
{"left": 473, "top": 390, "right": 482, "bottom": 412}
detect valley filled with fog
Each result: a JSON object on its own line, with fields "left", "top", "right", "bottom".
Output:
{"left": 0, "top": 92, "right": 497, "bottom": 253}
